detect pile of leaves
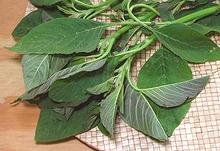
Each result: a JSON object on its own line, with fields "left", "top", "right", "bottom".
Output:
{"left": 10, "top": 0, "right": 220, "bottom": 143}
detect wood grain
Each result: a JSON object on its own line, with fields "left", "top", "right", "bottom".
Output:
{"left": 0, "top": 0, "right": 94, "bottom": 150}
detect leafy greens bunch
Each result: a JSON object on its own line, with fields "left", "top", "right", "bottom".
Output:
{"left": 10, "top": 0, "right": 220, "bottom": 143}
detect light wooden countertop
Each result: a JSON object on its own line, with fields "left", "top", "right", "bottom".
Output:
{"left": 0, "top": 0, "right": 94, "bottom": 150}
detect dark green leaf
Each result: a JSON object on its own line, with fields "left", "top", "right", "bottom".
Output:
{"left": 11, "top": 18, "right": 107, "bottom": 54}
{"left": 98, "top": 122, "right": 110, "bottom": 137}
{"left": 48, "top": 58, "right": 118, "bottom": 105}
{"left": 87, "top": 78, "right": 114, "bottom": 95}
{"left": 157, "top": 2, "right": 174, "bottom": 21}
{"left": 138, "top": 48, "right": 192, "bottom": 88}
{"left": 195, "top": 13, "right": 220, "bottom": 33}
{"left": 35, "top": 99, "right": 100, "bottom": 143}
{"left": 12, "top": 8, "right": 65, "bottom": 39}
{"left": 155, "top": 23, "right": 220, "bottom": 63}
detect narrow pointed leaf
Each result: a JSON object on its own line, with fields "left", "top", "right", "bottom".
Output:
{"left": 11, "top": 18, "right": 107, "bottom": 54}
{"left": 21, "top": 59, "right": 106, "bottom": 100}
{"left": 100, "top": 89, "right": 120, "bottom": 135}
{"left": 141, "top": 76, "right": 209, "bottom": 107}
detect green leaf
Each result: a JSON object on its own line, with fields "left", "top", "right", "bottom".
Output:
{"left": 30, "top": 0, "right": 63, "bottom": 6}
{"left": 100, "top": 89, "right": 121, "bottom": 135}
{"left": 98, "top": 122, "right": 110, "bottom": 137}
{"left": 121, "top": 84, "right": 168, "bottom": 141}
{"left": 136, "top": 47, "right": 200, "bottom": 137}
{"left": 20, "top": 59, "right": 106, "bottom": 100}
{"left": 157, "top": 2, "right": 174, "bottom": 21}
{"left": 141, "top": 76, "right": 209, "bottom": 107}
{"left": 155, "top": 23, "right": 220, "bottom": 63}
{"left": 49, "top": 55, "right": 71, "bottom": 76}
{"left": 48, "top": 58, "right": 118, "bottom": 104}
{"left": 11, "top": 18, "right": 107, "bottom": 54}
{"left": 22, "top": 55, "right": 50, "bottom": 90}
{"left": 35, "top": 99, "right": 100, "bottom": 143}
{"left": 195, "top": 13, "right": 220, "bottom": 33}
{"left": 12, "top": 9, "right": 65, "bottom": 39}
{"left": 189, "top": 23, "right": 212, "bottom": 35}
{"left": 21, "top": 54, "right": 70, "bottom": 91}
{"left": 138, "top": 48, "right": 209, "bottom": 107}
{"left": 114, "top": 27, "right": 140, "bottom": 51}
{"left": 138, "top": 48, "right": 192, "bottom": 88}
{"left": 86, "top": 78, "right": 114, "bottom": 95}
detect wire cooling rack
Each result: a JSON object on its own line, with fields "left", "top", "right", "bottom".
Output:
{"left": 26, "top": 2, "right": 220, "bottom": 151}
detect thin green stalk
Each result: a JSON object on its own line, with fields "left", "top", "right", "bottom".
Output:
{"left": 174, "top": 4, "right": 220, "bottom": 23}
{"left": 127, "top": 0, "right": 155, "bottom": 33}
{"left": 172, "top": 0, "right": 186, "bottom": 15}
{"left": 126, "top": 57, "right": 139, "bottom": 91}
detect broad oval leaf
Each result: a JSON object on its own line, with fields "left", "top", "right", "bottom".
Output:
{"left": 155, "top": 23, "right": 220, "bottom": 63}
{"left": 121, "top": 84, "right": 168, "bottom": 141}
{"left": 141, "top": 76, "right": 209, "bottom": 107}
{"left": 11, "top": 18, "right": 107, "bottom": 54}
{"left": 35, "top": 99, "right": 100, "bottom": 143}
{"left": 138, "top": 47, "right": 192, "bottom": 88}
{"left": 20, "top": 59, "right": 106, "bottom": 100}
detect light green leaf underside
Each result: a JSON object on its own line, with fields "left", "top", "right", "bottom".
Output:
{"left": 21, "top": 59, "right": 106, "bottom": 100}
{"left": 141, "top": 76, "right": 209, "bottom": 107}
{"left": 100, "top": 89, "right": 120, "bottom": 135}
{"left": 155, "top": 23, "right": 220, "bottom": 63}
{"left": 49, "top": 55, "right": 71, "bottom": 76}
{"left": 22, "top": 55, "right": 50, "bottom": 90}
{"left": 22, "top": 54, "right": 71, "bottom": 91}
{"left": 11, "top": 18, "right": 106, "bottom": 54}
{"left": 121, "top": 84, "right": 168, "bottom": 141}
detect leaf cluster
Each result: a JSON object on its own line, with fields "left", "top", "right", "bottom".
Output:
{"left": 9, "top": 0, "right": 220, "bottom": 143}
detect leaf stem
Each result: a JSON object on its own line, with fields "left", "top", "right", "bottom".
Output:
{"left": 174, "top": 4, "right": 220, "bottom": 23}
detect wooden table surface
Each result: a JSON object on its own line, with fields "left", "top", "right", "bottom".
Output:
{"left": 0, "top": 1, "right": 94, "bottom": 150}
